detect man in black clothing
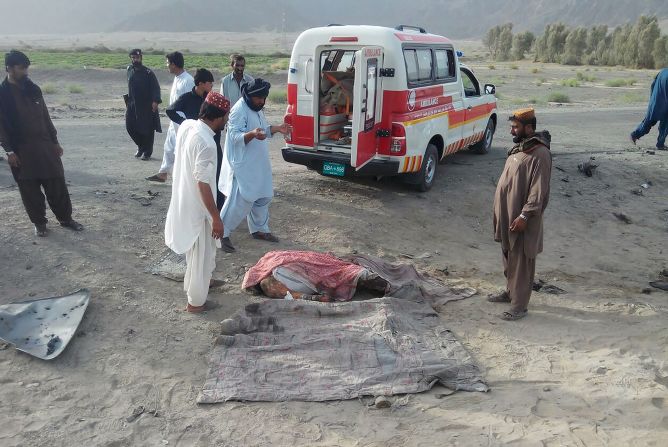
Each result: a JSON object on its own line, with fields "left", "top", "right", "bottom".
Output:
{"left": 0, "top": 50, "right": 83, "bottom": 236}
{"left": 125, "top": 49, "right": 161, "bottom": 160}
{"left": 164, "top": 68, "right": 214, "bottom": 126}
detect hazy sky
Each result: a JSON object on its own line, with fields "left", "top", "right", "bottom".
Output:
{"left": 1, "top": 0, "right": 667, "bottom": 37}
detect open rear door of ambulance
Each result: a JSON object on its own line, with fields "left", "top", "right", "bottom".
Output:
{"left": 351, "top": 46, "right": 383, "bottom": 169}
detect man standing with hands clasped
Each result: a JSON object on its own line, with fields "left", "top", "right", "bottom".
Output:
{"left": 489, "top": 108, "right": 552, "bottom": 321}
{"left": 165, "top": 92, "right": 230, "bottom": 313}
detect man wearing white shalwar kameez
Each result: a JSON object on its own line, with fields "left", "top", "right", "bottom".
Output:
{"left": 165, "top": 92, "right": 230, "bottom": 312}
{"left": 217, "top": 78, "right": 291, "bottom": 253}
{"left": 147, "top": 52, "right": 194, "bottom": 182}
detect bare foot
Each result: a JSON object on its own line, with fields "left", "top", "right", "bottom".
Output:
{"left": 186, "top": 303, "right": 206, "bottom": 313}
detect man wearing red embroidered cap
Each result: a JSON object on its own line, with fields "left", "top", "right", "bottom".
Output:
{"left": 489, "top": 107, "right": 552, "bottom": 321}
{"left": 165, "top": 92, "right": 230, "bottom": 313}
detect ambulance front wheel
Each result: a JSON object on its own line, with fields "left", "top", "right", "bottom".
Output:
{"left": 470, "top": 118, "right": 495, "bottom": 154}
{"left": 416, "top": 144, "right": 438, "bottom": 192}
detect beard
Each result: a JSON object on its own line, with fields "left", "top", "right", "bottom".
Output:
{"left": 132, "top": 61, "right": 142, "bottom": 67}
{"left": 512, "top": 135, "right": 523, "bottom": 144}
{"left": 243, "top": 95, "right": 265, "bottom": 112}
{"left": 14, "top": 74, "right": 30, "bottom": 88}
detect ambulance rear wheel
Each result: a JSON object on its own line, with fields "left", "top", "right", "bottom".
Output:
{"left": 471, "top": 118, "right": 495, "bottom": 154}
{"left": 416, "top": 144, "right": 438, "bottom": 192}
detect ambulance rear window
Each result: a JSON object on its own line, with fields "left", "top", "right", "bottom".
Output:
{"left": 403, "top": 49, "right": 419, "bottom": 83}
{"left": 404, "top": 48, "right": 433, "bottom": 85}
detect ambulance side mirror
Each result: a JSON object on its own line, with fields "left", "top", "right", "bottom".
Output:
{"left": 484, "top": 84, "right": 496, "bottom": 95}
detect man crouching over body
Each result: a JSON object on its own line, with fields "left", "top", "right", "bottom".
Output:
{"left": 165, "top": 92, "right": 230, "bottom": 313}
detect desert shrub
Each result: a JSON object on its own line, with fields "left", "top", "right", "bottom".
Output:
{"left": 41, "top": 83, "right": 58, "bottom": 94}
{"left": 575, "top": 72, "right": 597, "bottom": 82}
{"left": 618, "top": 92, "right": 646, "bottom": 103}
{"left": 548, "top": 92, "right": 571, "bottom": 103}
{"left": 560, "top": 78, "right": 580, "bottom": 87}
{"left": 605, "top": 78, "right": 636, "bottom": 87}
{"left": 68, "top": 85, "right": 84, "bottom": 94}
{"left": 268, "top": 88, "right": 287, "bottom": 104}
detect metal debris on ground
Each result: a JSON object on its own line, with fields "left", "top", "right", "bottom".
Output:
{"left": 613, "top": 212, "right": 632, "bottom": 224}
{"left": 0, "top": 289, "right": 90, "bottom": 360}
{"left": 577, "top": 157, "right": 598, "bottom": 177}
{"left": 532, "top": 279, "right": 567, "bottom": 294}
{"left": 146, "top": 249, "right": 186, "bottom": 282}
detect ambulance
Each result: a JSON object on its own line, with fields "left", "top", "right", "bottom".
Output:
{"left": 281, "top": 24, "right": 498, "bottom": 191}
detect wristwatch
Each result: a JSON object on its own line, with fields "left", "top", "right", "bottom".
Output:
{"left": 519, "top": 213, "right": 528, "bottom": 221}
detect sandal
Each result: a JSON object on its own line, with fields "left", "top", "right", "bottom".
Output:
{"left": 251, "top": 232, "right": 279, "bottom": 243}
{"left": 487, "top": 291, "right": 511, "bottom": 303}
{"left": 186, "top": 303, "right": 206, "bottom": 313}
{"left": 146, "top": 174, "right": 166, "bottom": 183}
{"left": 499, "top": 310, "right": 528, "bottom": 321}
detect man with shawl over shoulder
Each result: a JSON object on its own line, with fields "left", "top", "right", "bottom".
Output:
{"left": 489, "top": 108, "right": 552, "bottom": 321}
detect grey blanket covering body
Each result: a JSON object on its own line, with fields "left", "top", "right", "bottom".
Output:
{"left": 198, "top": 254, "right": 487, "bottom": 403}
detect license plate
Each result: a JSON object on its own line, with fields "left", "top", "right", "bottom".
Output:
{"left": 322, "top": 161, "right": 346, "bottom": 177}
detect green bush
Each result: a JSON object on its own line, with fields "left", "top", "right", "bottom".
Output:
{"left": 548, "top": 92, "right": 571, "bottom": 103}
{"left": 560, "top": 78, "right": 580, "bottom": 87}
{"left": 68, "top": 85, "right": 84, "bottom": 94}
{"left": 605, "top": 78, "right": 636, "bottom": 87}
{"left": 531, "top": 67, "right": 540, "bottom": 74}
{"left": 575, "top": 72, "right": 597, "bottom": 82}
{"left": 618, "top": 92, "right": 646, "bottom": 103}
{"left": 24, "top": 51, "right": 291, "bottom": 72}
{"left": 488, "top": 64, "right": 496, "bottom": 70}
{"left": 268, "top": 88, "right": 287, "bottom": 104}
{"left": 510, "top": 64, "right": 519, "bottom": 70}
{"left": 41, "top": 83, "right": 58, "bottom": 94}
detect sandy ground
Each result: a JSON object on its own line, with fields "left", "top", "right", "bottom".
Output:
{"left": 0, "top": 61, "right": 667, "bottom": 447}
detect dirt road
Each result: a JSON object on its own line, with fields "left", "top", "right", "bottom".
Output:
{"left": 0, "top": 67, "right": 667, "bottom": 446}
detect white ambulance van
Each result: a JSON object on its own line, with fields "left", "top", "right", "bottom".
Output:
{"left": 281, "top": 24, "right": 498, "bottom": 191}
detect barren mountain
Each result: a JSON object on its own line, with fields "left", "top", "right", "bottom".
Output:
{"left": 1, "top": 0, "right": 667, "bottom": 38}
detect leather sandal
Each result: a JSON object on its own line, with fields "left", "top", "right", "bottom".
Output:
{"left": 499, "top": 310, "right": 528, "bottom": 321}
